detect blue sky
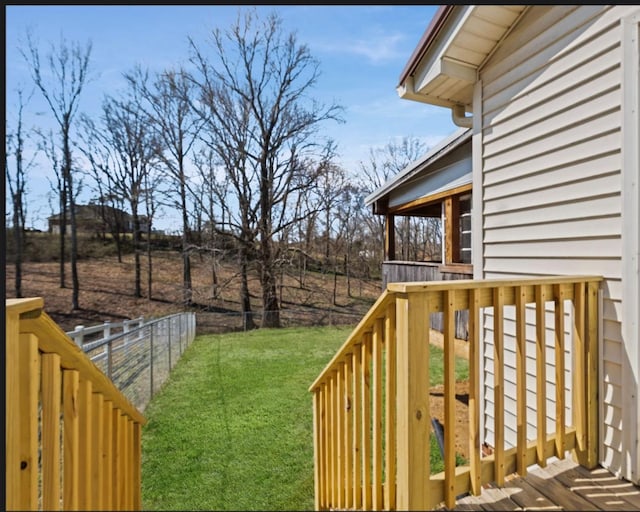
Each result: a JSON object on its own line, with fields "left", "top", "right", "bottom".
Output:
{"left": 6, "top": 5, "right": 457, "bottom": 231}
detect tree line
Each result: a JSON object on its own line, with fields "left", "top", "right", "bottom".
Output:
{"left": 6, "top": 8, "right": 441, "bottom": 328}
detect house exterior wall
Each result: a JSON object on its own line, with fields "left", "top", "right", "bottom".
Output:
{"left": 475, "top": 5, "right": 640, "bottom": 482}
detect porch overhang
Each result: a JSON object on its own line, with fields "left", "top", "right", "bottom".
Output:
{"left": 397, "top": 5, "right": 529, "bottom": 110}
{"left": 365, "top": 127, "right": 471, "bottom": 217}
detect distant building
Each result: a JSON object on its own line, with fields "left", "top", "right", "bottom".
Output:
{"left": 47, "top": 204, "right": 149, "bottom": 235}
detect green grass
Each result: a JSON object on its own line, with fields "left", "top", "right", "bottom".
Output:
{"left": 141, "top": 327, "right": 469, "bottom": 510}
{"left": 142, "top": 326, "right": 350, "bottom": 511}
{"left": 428, "top": 344, "right": 469, "bottom": 386}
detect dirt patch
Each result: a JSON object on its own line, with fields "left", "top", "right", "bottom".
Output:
{"left": 5, "top": 251, "right": 381, "bottom": 333}
{"left": 428, "top": 380, "right": 470, "bottom": 461}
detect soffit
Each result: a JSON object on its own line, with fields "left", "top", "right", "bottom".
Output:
{"left": 398, "top": 5, "right": 528, "bottom": 109}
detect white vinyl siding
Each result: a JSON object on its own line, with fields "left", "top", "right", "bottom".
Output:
{"left": 477, "top": 5, "right": 631, "bottom": 477}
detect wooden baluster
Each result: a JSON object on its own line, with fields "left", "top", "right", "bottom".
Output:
{"left": 493, "top": 287, "right": 505, "bottom": 486}
{"left": 515, "top": 285, "right": 528, "bottom": 476}
{"left": 572, "top": 282, "right": 586, "bottom": 465}
{"left": 78, "top": 379, "right": 93, "bottom": 510}
{"left": 133, "top": 421, "right": 142, "bottom": 510}
{"left": 103, "top": 400, "right": 114, "bottom": 511}
{"left": 127, "top": 417, "right": 135, "bottom": 510}
{"left": 329, "top": 373, "right": 337, "bottom": 508}
{"left": 395, "top": 292, "right": 430, "bottom": 511}
{"left": 92, "top": 393, "right": 105, "bottom": 510}
{"left": 18, "top": 333, "right": 40, "bottom": 510}
{"left": 6, "top": 306, "right": 21, "bottom": 511}
{"left": 468, "top": 288, "right": 482, "bottom": 495}
{"left": 373, "top": 318, "right": 384, "bottom": 510}
{"left": 42, "top": 353, "right": 62, "bottom": 511}
{"left": 535, "top": 285, "right": 547, "bottom": 467}
{"left": 352, "top": 346, "right": 363, "bottom": 510}
{"left": 112, "top": 409, "right": 121, "bottom": 509}
{"left": 444, "top": 289, "right": 457, "bottom": 509}
{"left": 384, "top": 303, "right": 397, "bottom": 510}
{"left": 313, "top": 390, "right": 321, "bottom": 511}
{"left": 586, "top": 281, "right": 599, "bottom": 468}
{"left": 362, "top": 332, "right": 372, "bottom": 509}
{"left": 63, "top": 370, "right": 80, "bottom": 510}
{"left": 554, "top": 284, "right": 566, "bottom": 459}
{"left": 345, "top": 357, "right": 354, "bottom": 510}
{"left": 318, "top": 384, "right": 327, "bottom": 510}
{"left": 337, "top": 364, "right": 344, "bottom": 509}
{"left": 119, "top": 413, "right": 127, "bottom": 510}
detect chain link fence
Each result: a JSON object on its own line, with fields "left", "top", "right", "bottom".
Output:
{"left": 77, "top": 312, "right": 196, "bottom": 412}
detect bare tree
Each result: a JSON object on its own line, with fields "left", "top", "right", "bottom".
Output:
{"left": 100, "top": 91, "right": 159, "bottom": 298}
{"left": 22, "top": 31, "right": 92, "bottom": 309}
{"left": 6, "top": 88, "right": 36, "bottom": 298}
{"left": 77, "top": 115, "right": 128, "bottom": 261}
{"left": 124, "top": 66, "right": 204, "bottom": 306}
{"left": 190, "top": 9, "right": 343, "bottom": 327}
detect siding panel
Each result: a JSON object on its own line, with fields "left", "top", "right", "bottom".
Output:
{"left": 479, "top": 5, "right": 624, "bottom": 476}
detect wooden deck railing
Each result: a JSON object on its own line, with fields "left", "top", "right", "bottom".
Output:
{"left": 6, "top": 298, "right": 147, "bottom": 511}
{"left": 309, "top": 276, "right": 601, "bottom": 511}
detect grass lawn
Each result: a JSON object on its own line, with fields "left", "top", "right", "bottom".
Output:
{"left": 141, "top": 326, "right": 468, "bottom": 511}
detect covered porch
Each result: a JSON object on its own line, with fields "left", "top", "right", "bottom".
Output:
{"left": 366, "top": 128, "right": 474, "bottom": 291}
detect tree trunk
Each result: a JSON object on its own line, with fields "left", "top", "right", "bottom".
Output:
{"left": 261, "top": 274, "right": 280, "bottom": 328}
{"left": 147, "top": 219, "right": 153, "bottom": 300}
{"left": 239, "top": 245, "right": 255, "bottom": 331}
{"left": 13, "top": 201, "right": 23, "bottom": 298}
{"left": 59, "top": 196, "right": 67, "bottom": 288}
{"left": 183, "top": 249, "right": 192, "bottom": 306}
{"left": 180, "top": 169, "right": 193, "bottom": 307}
{"left": 65, "top": 132, "right": 80, "bottom": 310}
{"left": 133, "top": 211, "right": 142, "bottom": 298}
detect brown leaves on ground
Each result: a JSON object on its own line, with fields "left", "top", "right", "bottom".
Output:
{"left": 5, "top": 251, "right": 380, "bottom": 333}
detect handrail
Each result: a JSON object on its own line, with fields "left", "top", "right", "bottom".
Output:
{"left": 309, "top": 275, "right": 602, "bottom": 511}
{"left": 67, "top": 317, "right": 145, "bottom": 346}
{"left": 82, "top": 312, "right": 188, "bottom": 352}
{"left": 6, "top": 298, "right": 146, "bottom": 511}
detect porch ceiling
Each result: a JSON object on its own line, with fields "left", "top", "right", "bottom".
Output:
{"left": 397, "top": 5, "right": 528, "bottom": 110}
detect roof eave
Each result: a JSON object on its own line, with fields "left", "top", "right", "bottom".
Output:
{"left": 364, "top": 127, "right": 472, "bottom": 208}
{"left": 397, "top": 5, "right": 455, "bottom": 89}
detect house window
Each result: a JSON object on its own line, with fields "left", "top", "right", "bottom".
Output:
{"left": 442, "top": 191, "right": 472, "bottom": 268}
{"left": 459, "top": 193, "right": 472, "bottom": 264}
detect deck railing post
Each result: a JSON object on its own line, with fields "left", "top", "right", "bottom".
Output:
{"left": 395, "top": 291, "right": 430, "bottom": 511}
{"left": 586, "top": 281, "right": 600, "bottom": 468}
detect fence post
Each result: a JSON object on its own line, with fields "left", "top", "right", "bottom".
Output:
{"left": 73, "top": 326, "right": 85, "bottom": 347}
{"left": 104, "top": 321, "right": 111, "bottom": 340}
{"left": 123, "top": 320, "right": 130, "bottom": 347}
{"left": 107, "top": 337, "right": 113, "bottom": 380}
{"left": 167, "top": 317, "right": 172, "bottom": 370}
{"left": 149, "top": 324, "right": 154, "bottom": 399}
{"left": 178, "top": 314, "right": 183, "bottom": 356}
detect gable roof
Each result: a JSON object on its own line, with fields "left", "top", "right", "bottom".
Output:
{"left": 397, "top": 5, "right": 528, "bottom": 109}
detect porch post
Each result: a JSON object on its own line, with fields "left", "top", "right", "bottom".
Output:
{"left": 444, "top": 196, "right": 460, "bottom": 265}
{"left": 395, "top": 291, "right": 430, "bottom": 510}
{"left": 385, "top": 214, "right": 396, "bottom": 261}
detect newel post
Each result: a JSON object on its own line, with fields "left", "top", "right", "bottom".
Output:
{"left": 395, "top": 291, "right": 430, "bottom": 510}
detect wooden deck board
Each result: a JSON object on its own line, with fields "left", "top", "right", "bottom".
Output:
{"left": 503, "top": 474, "right": 562, "bottom": 510}
{"left": 523, "top": 468, "right": 600, "bottom": 510}
{"left": 450, "top": 458, "right": 640, "bottom": 511}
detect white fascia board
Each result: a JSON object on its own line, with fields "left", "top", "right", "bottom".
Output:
{"left": 412, "top": 7, "right": 475, "bottom": 94}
